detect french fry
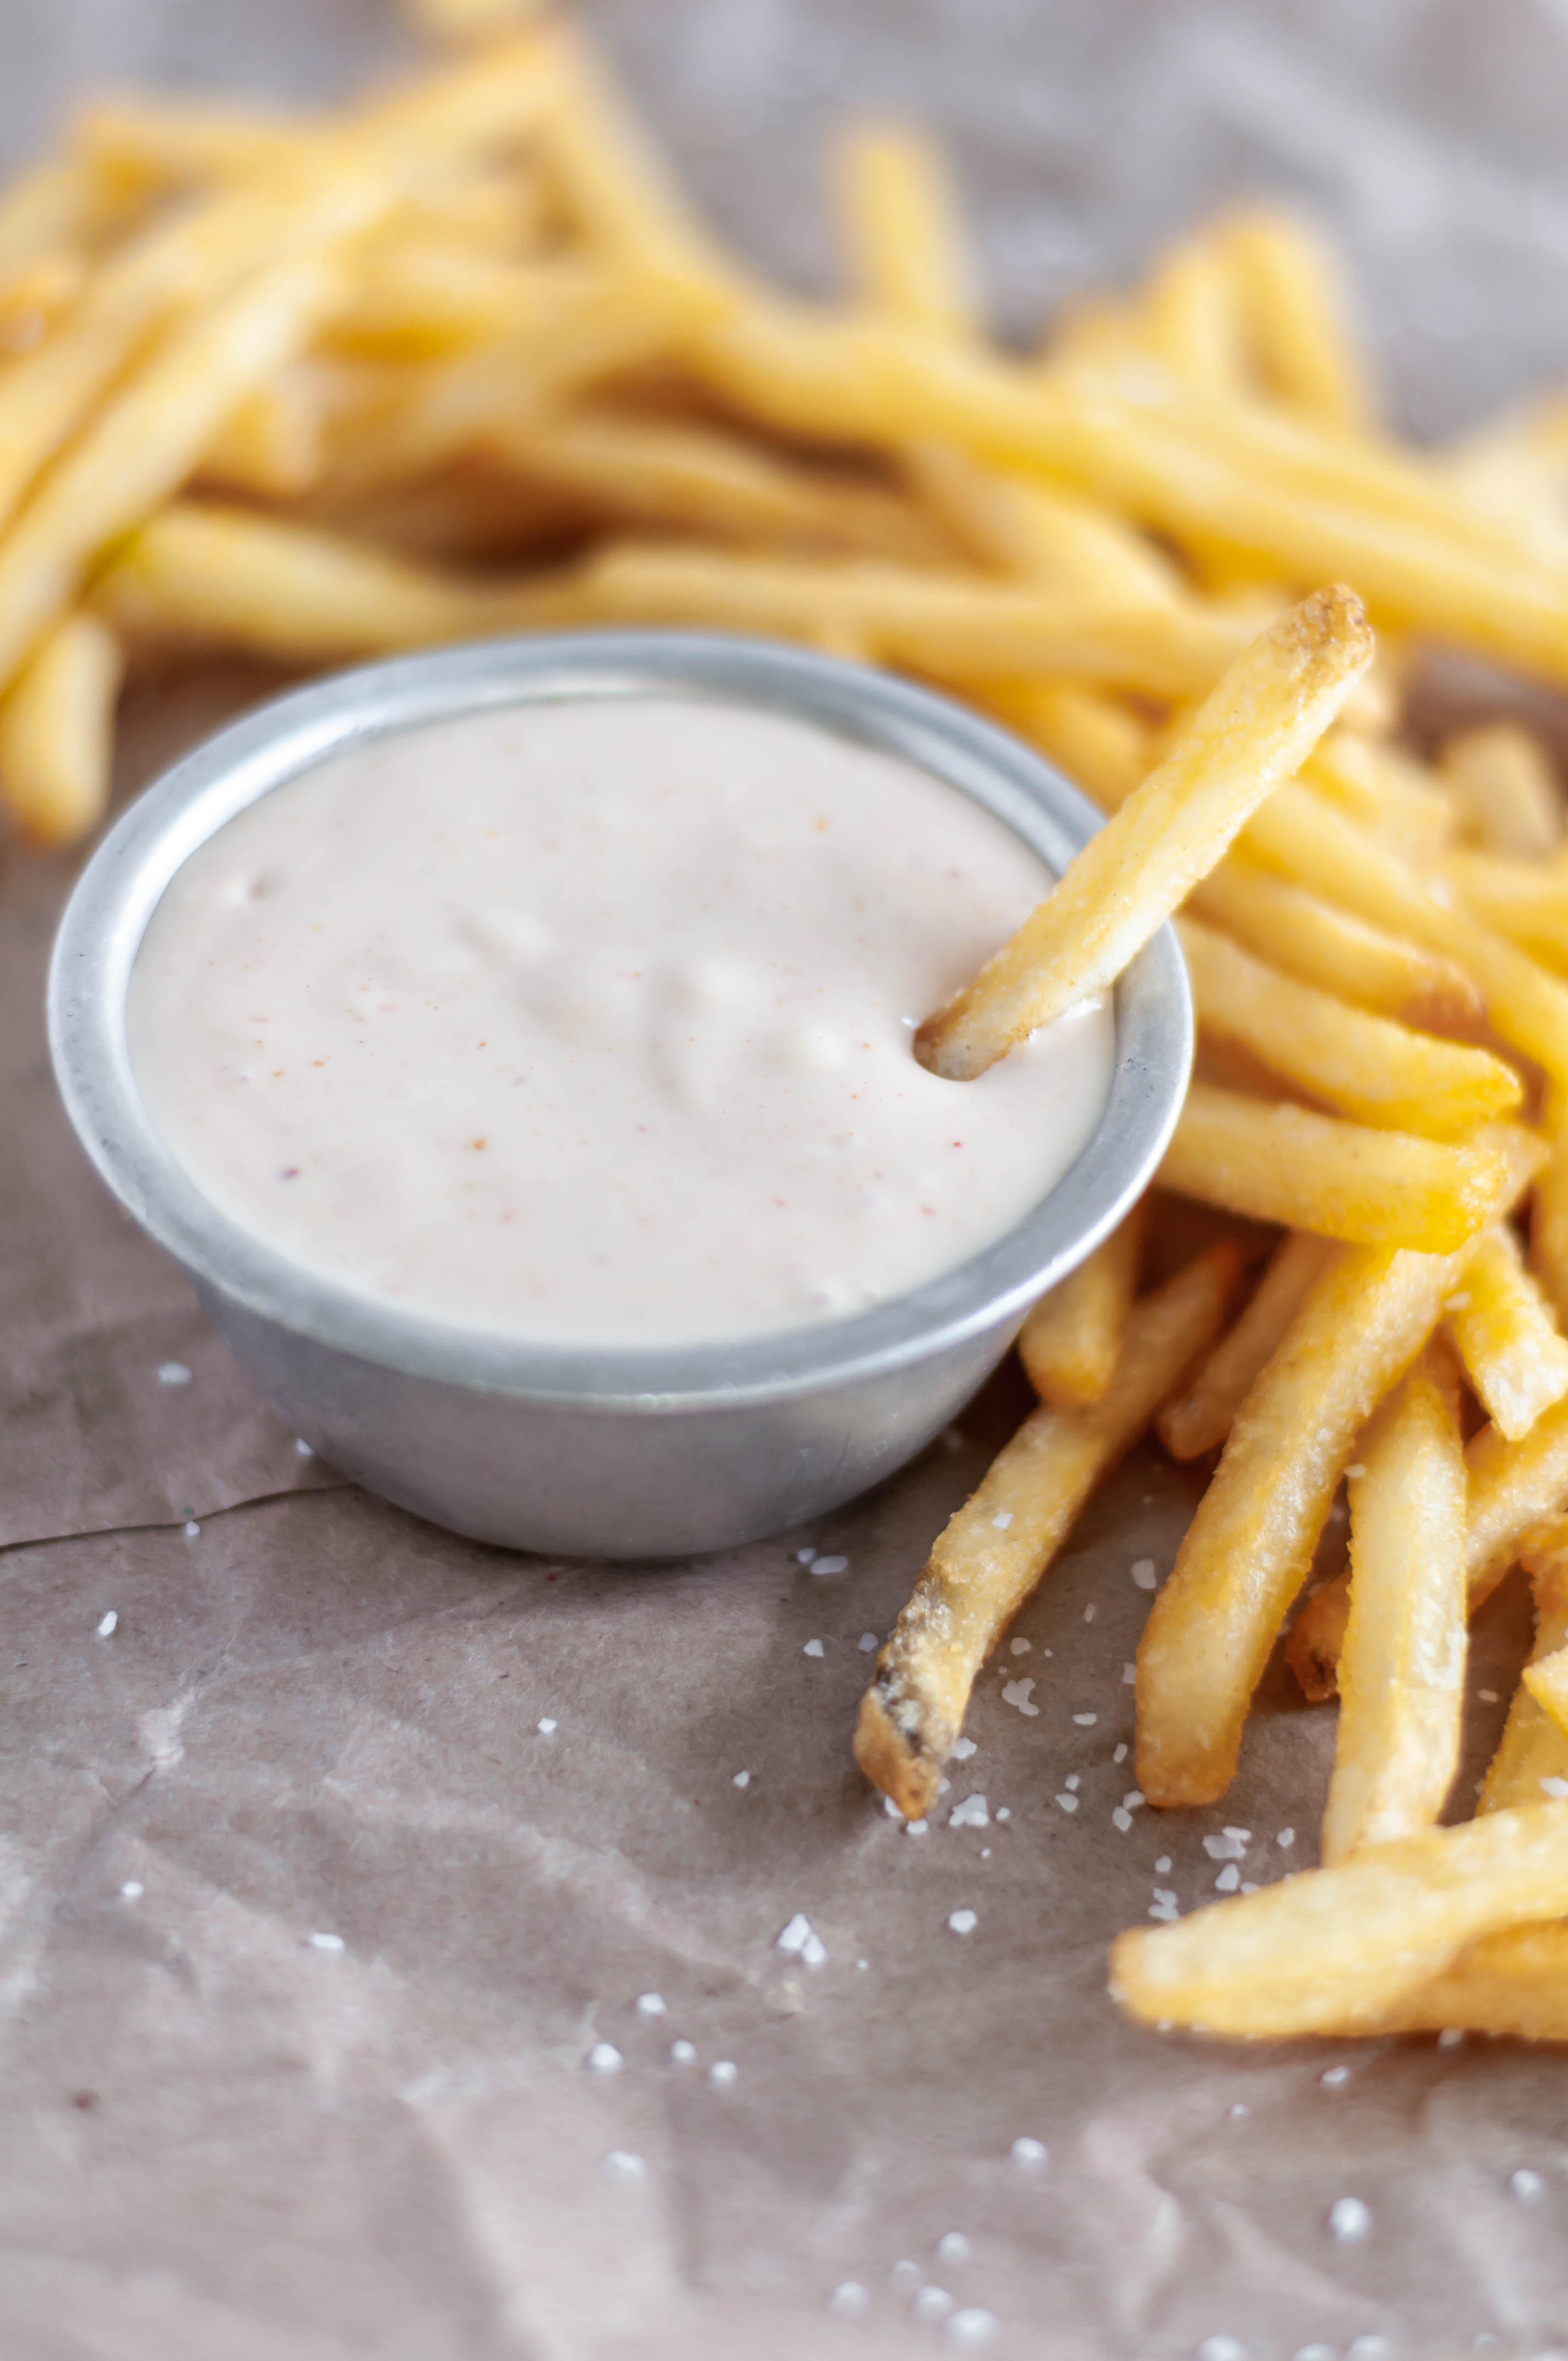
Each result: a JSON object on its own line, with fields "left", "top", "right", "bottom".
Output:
{"left": 405, "top": 0, "right": 549, "bottom": 40}
{"left": 1175, "top": 915, "right": 1522, "bottom": 1141}
{"left": 1221, "top": 205, "right": 1373, "bottom": 431}
{"left": 1017, "top": 1200, "right": 1147, "bottom": 1411}
{"left": 1142, "top": 237, "right": 1248, "bottom": 400}
{"left": 913, "top": 586, "right": 1373, "bottom": 1082}
{"left": 1157, "top": 1230, "right": 1333, "bottom": 1461}
{"left": 1319, "top": 1348, "right": 1467, "bottom": 1864}
{"left": 1534, "top": 1113, "right": 1568, "bottom": 1328}
{"left": 1186, "top": 856, "right": 1482, "bottom": 1032}
{"left": 854, "top": 1243, "right": 1237, "bottom": 1820}
{"left": 1444, "top": 1223, "right": 1568, "bottom": 1441}
{"left": 1156, "top": 1082, "right": 1506, "bottom": 1254}
{"left": 1523, "top": 1648, "right": 1568, "bottom": 1747}
{"left": 1441, "top": 721, "right": 1562, "bottom": 862}
{"left": 1110, "top": 1802, "right": 1568, "bottom": 2038}
{"left": 981, "top": 680, "right": 1154, "bottom": 815}
{"left": 1479, "top": 1526, "right": 1568, "bottom": 1813}
{"left": 1137, "top": 1124, "right": 1539, "bottom": 1807}
{"left": 197, "top": 367, "right": 331, "bottom": 501}
{"left": 836, "top": 121, "right": 978, "bottom": 340}
{"left": 1302, "top": 732, "right": 1458, "bottom": 862}
{"left": 1370, "top": 1918, "right": 1568, "bottom": 2043}
{"left": 0, "top": 610, "right": 122, "bottom": 847}
{"left": 69, "top": 95, "right": 308, "bottom": 194}
{"left": 1440, "top": 846, "right": 1568, "bottom": 976}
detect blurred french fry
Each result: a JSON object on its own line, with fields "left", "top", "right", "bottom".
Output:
{"left": 1186, "top": 856, "right": 1483, "bottom": 1031}
{"left": 1221, "top": 204, "right": 1373, "bottom": 431}
{"left": 1142, "top": 236, "right": 1249, "bottom": 399}
{"left": 1302, "top": 732, "right": 1458, "bottom": 861}
{"left": 197, "top": 367, "right": 332, "bottom": 500}
{"left": 1534, "top": 1112, "right": 1568, "bottom": 1328}
{"left": 70, "top": 95, "right": 308, "bottom": 194}
{"left": 1370, "top": 1918, "right": 1568, "bottom": 2043}
{"left": 914, "top": 586, "right": 1373, "bottom": 1081}
{"left": 0, "top": 610, "right": 121, "bottom": 846}
{"left": 1441, "top": 846, "right": 1568, "bottom": 976}
{"left": 1441, "top": 721, "right": 1562, "bottom": 861}
{"left": 1478, "top": 1526, "right": 1568, "bottom": 1813}
{"left": 1018, "top": 1200, "right": 1147, "bottom": 1411}
{"left": 1320, "top": 1348, "right": 1467, "bottom": 1863}
{"left": 1176, "top": 915, "right": 1522, "bottom": 1140}
{"left": 1137, "top": 1123, "right": 1539, "bottom": 1807}
{"left": 0, "top": 157, "right": 105, "bottom": 275}
{"left": 405, "top": 0, "right": 550, "bottom": 40}
{"left": 1158, "top": 1230, "right": 1333, "bottom": 1461}
{"left": 96, "top": 501, "right": 577, "bottom": 663}
{"left": 1445, "top": 1223, "right": 1568, "bottom": 1441}
{"left": 1284, "top": 1568, "right": 1353, "bottom": 1705}
{"left": 1110, "top": 1802, "right": 1568, "bottom": 2038}
{"left": 854, "top": 1243, "right": 1237, "bottom": 1820}
{"left": 836, "top": 121, "right": 978, "bottom": 340}
{"left": 982, "top": 680, "right": 1153, "bottom": 814}
{"left": 1156, "top": 1082, "right": 1507, "bottom": 1253}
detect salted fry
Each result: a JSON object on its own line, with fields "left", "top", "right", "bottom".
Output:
{"left": 1534, "top": 1114, "right": 1568, "bottom": 1329}
{"left": 1445, "top": 1223, "right": 1568, "bottom": 1441}
{"left": 1441, "top": 721, "right": 1562, "bottom": 861}
{"left": 1479, "top": 1526, "right": 1568, "bottom": 1813}
{"left": 0, "top": 610, "right": 122, "bottom": 847}
{"left": 1110, "top": 1803, "right": 1568, "bottom": 2038}
{"left": 1156, "top": 1082, "right": 1506, "bottom": 1254}
{"left": 1319, "top": 1350, "right": 1467, "bottom": 1864}
{"left": 1158, "top": 1231, "right": 1332, "bottom": 1461}
{"left": 1441, "top": 846, "right": 1568, "bottom": 976}
{"left": 914, "top": 586, "right": 1373, "bottom": 1082}
{"left": 854, "top": 1244, "right": 1237, "bottom": 1820}
{"left": 1176, "top": 916, "right": 1522, "bottom": 1141}
{"left": 1018, "top": 1200, "right": 1147, "bottom": 1411}
{"left": 1221, "top": 205, "right": 1372, "bottom": 429}
{"left": 837, "top": 122, "right": 977, "bottom": 339}
{"left": 1370, "top": 1919, "right": 1568, "bottom": 2043}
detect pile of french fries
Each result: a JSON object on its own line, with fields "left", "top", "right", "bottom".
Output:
{"left": 13, "top": 13, "right": 1568, "bottom": 2044}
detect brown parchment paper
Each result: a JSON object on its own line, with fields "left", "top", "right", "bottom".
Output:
{"left": 5, "top": 5, "right": 1568, "bottom": 2356}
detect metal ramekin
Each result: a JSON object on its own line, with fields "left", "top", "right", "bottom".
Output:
{"left": 49, "top": 631, "right": 1191, "bottom": 1559}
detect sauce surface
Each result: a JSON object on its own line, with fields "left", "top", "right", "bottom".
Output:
{"left": 128, "top": 697, "right": 1114, "bottom": 1345}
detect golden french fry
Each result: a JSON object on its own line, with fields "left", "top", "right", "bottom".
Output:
{"left": 1137, "top": 1124, "right": 1539, "bottom": 1807}
{"left": 1284, "top": 1568, "right": 1352, "bottom": 1705}
{"left": 1157, "top": 1230, "right": 1333, "bottom": 1461}
{"left": 1018, "top": 1199, "right": 1147, "bottom": 1410}
{"left": 1177, "top": 916, "right": 1522, "bottom": 1141}
{"left": 1302, "top": 732, "right": 1458, "bottom": 861}
{"left": 1523, "top": 1649, "right": 1568, "bottom": 1746}
{"left": 1319, "top": 1348, "right": 1467, "bottom": 1863}
{"left": 70, "top": 95, "right": 308, "bottom": 193}
{"left": 197, "top": 367, "right": 331, "bottom": 500}
{"left": 0, "top": 610, "right": 122, "bottom": 847}
{"left": 927, "top": 470, "right": 1188, "bottom": 607}
{"left": 854, "top": 1243, "right": 1238, "bottom": 1820}
{"left": 1370, "top": 1918, "right": 1568, "bottom": 2043}
{"left": 1142, "top": 236, "right": 1249, "bottom": 399}
{"left": 1445, "top": 1223, "right": 1568, "bottom": 1441}
{"left": 1479, "top": 1526, "right": 1568, "bottom": 1813}
{"left": 982, "top": 680, "right": 1153, "bottom": 815}
{"left": 1156, "top": 1082, "right": 1506, "bottom": 1254}
{"left": 1533, "top": 1113, "right": 1568, "bottom": 1329}
{"left": 914, "top": 586, "right": 1373, "bottom": 1082}
{"left": 1441, "top": 721, "right": 1562, "bottom": 862}
{"left": 405, "top": 0, "right": 549, "bottom": 40}
{"left": 1441, "top": 846, "right": 1568, "bottom": 976}
{"left": 0, "top": 157, "right": 104, "bottom": 276}
{"left": 836, "top": 121, "right": 977, "bottom": 339}
{"left": 96, "top": 501, "right": 579, "bottom": 664}
{"left": 1110, "top": 1802, "right": 1568, "bottom": 2038}
{"left": 1186, "top": 855, "right": 1483, "bottom": 1032}
{"left": 1221, "top": 205, "right": 1373, "bottom": 430}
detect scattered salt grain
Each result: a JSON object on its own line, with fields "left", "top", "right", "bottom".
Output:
{"left": 776, "top": 1912, "right": 827, "bottom": 1968}
{"left": 1214, "top": 1864, "right": 1241, "bottom": 1893}
{"left": 1346, "top": 2340, "right": 1391, "bottom": 2361}
{"left": 605, "top": 2151, "right": 646, "bottom": 2180}
{"left": 1011, "top": 2136, "right": 1048, "bottom": 2168}
{"left": 883, "top": 1795, "right": 904, "bottom": 1819}
{"left": 670, "top": 2041, "right": 696, "bottom": 2065}
{"left": 1345, "top": 1464, "right": 1366, "bottom": 1479}
{"left": 935, "top": 2232, "right": 972, "bottom": 2267}
{"left": 1002, "top": 1677, "right": 1039, "bottom": 1715}
{"left": 120, "top": 1880, "right": 143, "bottom": 1901}
{"left": 1065, "top": 1774, "right": 1081, "bottom": 1792}
{"left": 1114, "top": 1742, "right": 1130, "bottom": 1764}
{"left": 1121, "top": 1663, "right": 1135, "bottom": 1685}
{"left": 813, "top": 1555, "right": 848, "bottom": 1576}
{"left": 991, "top": 1512, "right": 1013, "bottom": 1531}
{"left": 538, "top": 1718, "right": 557, "bottom": 1734}
{"left": 636, "top": 1993, "right": 666, "bottom": 2018}
{"left": 1155, "top": 1855, "right": 1171, "bottom": 1873}
{"left": 945, "top": 2310, "right": 999, "bottom": 2349}
{"left": 708, "top": 2060, "right": 738, "bottom": 2087}
{"left": 1293, "top": 2347, "right": 1335, "bottom": 2361}
{"left": 857, "top": 1958, "right": 868, "bottom": 1970}
{"left": 949, "top": 1794, "right": 989, "bottom": 1830}
{"left": 915, "top": 2287, "right": 953, "bottom": 2322}
{"left": 1444, "top": 1293, "right": 1471, "bottom": 1312}
{"left": 889, "top": 2260, "right": 923, "bottom": 2293}
{"left": 1112, "top": 1808, "right": 1132, "bottom": 1832}
{"left": 1072, "top": 1712, "right": 1097, "bottom": 1727}
{"left": 1009, "top": 1636, "right": 1030, "bottom": 1655}
{"left": 1055, "top": 1793, "right": 1079, "bottom": 1814}
{"left": 796, "top": 1547, "right": 816, "bottom": 1564}
{"left": 1084, "top": 1603, "right": 1097, "bottom": 1622}
{"left": 953, "top": 1736, "right": 977, "bottom": 1760}
{"left": 293, "top": 1438, "right": 313, "bottom": 1457}
{"left": 307, "top": 1932, "right": 345, "bottom": 1952}
{"left": 1437, "top": 2026, "right": 1464, "bottom": 2049}
{"left": 1511, "top": 2168, "right": 1545, "bottom": 2201}
{"left": 157, "top": 1362, "right": 192, "bottom": 1387}
{"left": 1240, "top": 1882, "right": 1258, "bottom": 1895}
{"left": 1321, "top": 2064, "right": 1352, "bottom": 2088}
{"left": 586, "top": 2043, "right": 623, "bottom": 2075}
{"left": 1542, "top": 1776, "right": 1568, "bottom": 1799}
{"left": 1277, "top": 1827, "right": 1295, "bottom": 1848}
{"left": 948, "top": 1909, "right": 978, "bottom": 1936}
{"left": 183, "top": 1521, "right": 200, "bottom": 1539}
{"left": 1229, "top": 2103, "right": 1249, "bottom": 2120}
{"left": 1131, "top": 1558, "right": 1157, "bottom": 1591}
{"left": 95, "top": 1612, "right": 117, "bottom": 1639}
{"left": 994, "top": 1807, "right": 1010, "bottom": 1822}
{"left": 803, "top": 1638, "right": 825, "bottom": 1657}
{"left": 906, "top": 1818, "right": 929, "bottom": 1835}
{"left": 1327, "top": 2196, "right": 1371, "bottom": 2243}
{"left": 1197, "top": 2341, "right": 1249, "bottom": 2361}
{"left": 1148, "top": 1892, "right": 1179, "bottom": 1922}
{"left": 827, "top": 2282, "right": 869, "bottom": 2320}
{"left": 858, "top": 1632, "right": 879, "bottom": 1652}
{"left": 1479, "top": 1689, "right": 1499, "bottom": 1704}
{"left": 733, "top": 1770, "right": 751, "bottom": 1787}
{"left": 1204, "top": 1830, "right": 1248, "bottom": 1861}
{"left": 1123, "top": 1790, "right": 1145, "bottom": 1809}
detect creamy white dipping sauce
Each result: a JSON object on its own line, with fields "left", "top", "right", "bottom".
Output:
{"left": 128, "top": 697, "right": 1114, "bottom": 1345}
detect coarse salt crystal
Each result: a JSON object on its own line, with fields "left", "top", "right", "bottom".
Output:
{"left": 889, "top": 2260, "right": 923, "bottom": 2292}
{"left": 670, "top": 2040, "right": 696, "bottom": 2065}
{"left": 1064, "top": 1774, "right": 1080, "bottom": 1791}
{"left": 307, "top": 1931, "right": 344, "bottom": 1952}
{"left": 1444, "top": 1292, "right": 1471, "bottom": 1312}
{"left": 708, "top": 2060, "right": 738, "bottom": 2087}
{"left": 803, "top": 1638, "right": 824, "bottom": 1657}
{"left": 906, "top": 1818, "right": 928, "bottom": 1835}
{"left": 636, "top": 1993, "right": 666, "bottom": 2017}
{"left": 538, "top": 1717, "right": 557, "bottom": 1734}
{"left": 1197, "top": 2341, "right": 1248, "bottom": 2361}
{"left": 1215, "top": 1864, "right": 1240, "bottom": 1892}
{"left": 1114, "top": 1742, "right": 1129, "bottom": 1764}
{"left": 605, "top": 2150, "right": 646, "bottom": 2180}
{"left": 994, "top": 1807, "right": 1010, "bottom": 1821}
{"left": 1055, "top": 1793, "right": 1079, "bottom": 1814}
{"left": 1148, "top": 1897, "right": 1178, "bottom": 1922}
{"left": 1002, "top": 1677, "right": 1039, "bottom": 1715}
{"left": 1345, "top": 1464, "right": 1366, "bottom": 1479}
{"left": 949, "top": 1793, "right": 989, "bottom": 1829}
{"left": 1436, "top": 2026, "right": 1463, "bottom": 2049}
{"left": 1542, "top": 1776, "right": 1568, "bottom": 1799}
{"left": 858, "top": 1631, "right": 879, "bottom": 1652}
{"left": 183, "top": 1521, "right": 200, "bottom": 1538}
{"left": 1277, "top": 1827, "right": 1295, "bottom": 1848}
{"left": 1511, "top": 2167, "right": 1545, "bottom": 2201}
{"left": 1084, "top": 1603, "right": 1096, "bottom": 1622}
{"left": 1121, "top": 1662, "right": 1135, "bottom": 1685}
{"left": 813, "top": 1555, "right": 848, "bottom": 1576}
{"left": 1204, "top": 1831, "right": 1247, "bottom": 1861}
{"left": 1072, "top": 1712, "right": 1097, "bottom": 1727}
{"left": 95, "top": 1612, "right": 118, "bottom": 1639}
{"left": 1131, "top": 1558, "right": 1157, "bottom": 1591}
{"left": 1292, "top": 2348, "right": 1335, "bottom": 2361}
{"left": 1479, "top": 1689, "right": 1499, "bottom": 1704}
{"left": 952, "top": 1736, "right": 977, "bottom": 1760}
{"left": 293, "top": 1438, "right": 313, "bottom": 1457}
{"left": 120, "top": 1880, "right": 143, "bottom": 1901}
{"left": 1345, "top": 2341, "right": 1391, "bottom": 2361}
{"left": 1155, "top": 1856, "right": 1171, "bottom": 1873}
{"left": 1223, "top": 1826, "right": 1250, "bottom": 1842}
{"left": 777, "top": 1912, "right": 827, "bottom": 1968}
{"left": 1240, "top": 1882, "right": 1258, "bottom": 1895}
{"left": 991, "top": 1512, "right": 1013, "bottom": 1531}
{"left": 157, "top": 1362, "right": 192, "bottom": 1387}
{"left": 585, "top": 2042, "right": 623, "bottom": 2074}
{"left": 948, "top": 1908, "right": 978, "bottom": 1936}
{"left": 883, "top": 1796, "right": 905, "bottom": 1820}
{"left": 1229, "top": 2103, "right": 1249, "bottom": 2120}
{"left": 1123, "top": 1791, "right": 1145, "bottom": 1809}
{"left": 1011, "top": 2135, "right": 1048, "bottom": 2168}
{"left": 1112, "top": 1807, "right": 1132, "bottom": 1832}
{"left": 827, "top": 2282, "right": 869, "bottom": 2319}
{"left": 915, "top": 2287, "right": 953, "bottom": 2322}
{"left": 935, "top": 2231, "right": 971, "bottom": 2266}
{"left": 1327, "top": 2195, "right": 1371, "bottom": 2243}
{"left": 733, "top": 1769, "right": 751, "bottom": 1787}
{"left": 796, "top": 1547, "right": 816, "bottom": 1563}
{"left": 945, "top": 2310, "right": 1000, "bottom": 2349}
{"left": 1321, "top": 2064, "right": 1352, "bottom": 2088}
{"left": 1009, "top": 1636, "right": 1030, "bottom": 1655}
